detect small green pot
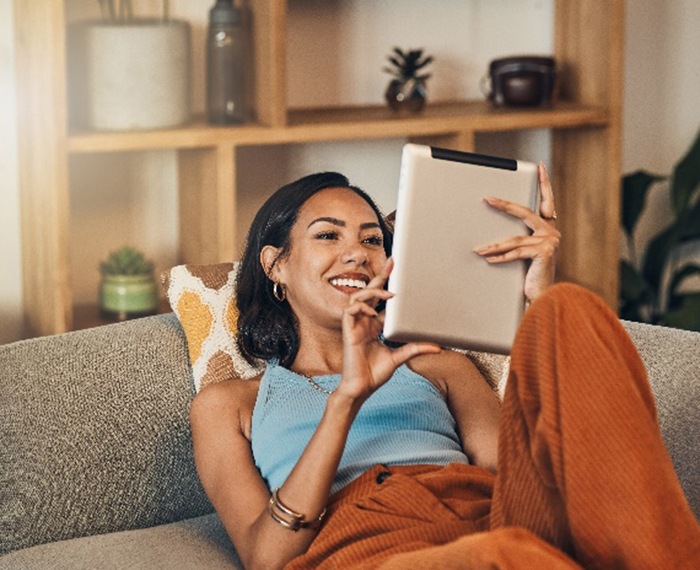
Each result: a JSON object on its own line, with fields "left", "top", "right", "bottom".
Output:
{"left": 99, "top": 274, "right": 158, "bottom": 321}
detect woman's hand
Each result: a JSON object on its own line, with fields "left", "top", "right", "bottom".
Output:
{"left": 338, "top": 258, "right": 441, "bottom": 401}
{"left": 474, "top": 162, "right": 560, "bottom": 302}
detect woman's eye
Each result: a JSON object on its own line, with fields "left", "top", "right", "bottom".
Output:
{"left": 363, "top": 235, "right": 383, "bottom": 246}
{"left": 315, "top": 231, "right": 338, "bottom": 240}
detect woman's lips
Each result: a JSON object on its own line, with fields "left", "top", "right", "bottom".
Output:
{"left": 329, "top": 274, "right": 369, "bottom": 293}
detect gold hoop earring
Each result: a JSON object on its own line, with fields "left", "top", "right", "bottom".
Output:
{"left": 273, "top": 281, "right": 286, "bottom": 302}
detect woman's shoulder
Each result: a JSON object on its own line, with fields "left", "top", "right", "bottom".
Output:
{"left": 194, "top": 373, "right": 262, "bottom": 402}
{"left": 407, "top": 350, "right": 482, "bottom": 394}
{"left": 190, "top": 374, "right": 263, "bottom": 439}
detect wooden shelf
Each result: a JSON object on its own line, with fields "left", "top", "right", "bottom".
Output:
{"left": 15, "top": 0, "right": 626, "bottom": 337}
{"left": 288, "top": 101, "right": 609, "bottom": 135}
{"left": 67, "top": 101, "right": 609, "bottom": 154}
{"left": 73, "top": 298, "right": 172, "bottom": 332}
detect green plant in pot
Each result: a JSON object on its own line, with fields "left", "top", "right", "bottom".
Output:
{"left": 620, "top": 129, "right": 700, "bottom": 331}
{"left": 384, "top": 47, "right": 433, "bottom": 113}
{"left": 99, "top": 246, "right": 158, "bottom": 321}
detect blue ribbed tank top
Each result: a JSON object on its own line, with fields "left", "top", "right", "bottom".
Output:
{"left": 251, "top": 361, "right": 469, "bottom": 495}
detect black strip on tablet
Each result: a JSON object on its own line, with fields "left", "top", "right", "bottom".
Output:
{"left": 430, "top": 146, "right": 517, "bottom": 171}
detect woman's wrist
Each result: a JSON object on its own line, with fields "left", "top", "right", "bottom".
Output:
{"left": 326, "top": 389, "right": 364, "bottom": 422}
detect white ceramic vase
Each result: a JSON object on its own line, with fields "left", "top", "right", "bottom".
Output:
{"left": 78, "top": 19, "right": 191, "bottom": 131}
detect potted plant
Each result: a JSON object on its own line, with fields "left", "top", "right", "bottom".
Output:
{"left": 71, "top": 0, "right": 191, "bottom": 131}
{"left": 619, "top": 129, "right": 700, "bottom": 331}
{"left": 383, "top": 47, "right": 433, "bottom": 113}
{"left": 99, "top": 246, "right": 159, "bottom": 321}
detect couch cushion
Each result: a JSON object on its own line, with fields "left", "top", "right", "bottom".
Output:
{"left": 0, "top": 514, "right": 241, "bottom": 570}
{"left": 0, "top": 314, "right": 214, "bottom": 556}
{"left": 163, "top": 263, "right": 263, "bottom": 392}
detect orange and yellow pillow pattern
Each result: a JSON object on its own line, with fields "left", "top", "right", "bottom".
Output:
{"left": 164, "top": 263, "right": 263, "bottom": 392}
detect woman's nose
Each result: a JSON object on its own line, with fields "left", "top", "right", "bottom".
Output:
{"left": 341, "top": 243, "right": 369, "bottom": 266}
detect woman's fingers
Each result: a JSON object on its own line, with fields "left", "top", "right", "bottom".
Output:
{"left": 344, "top": 257, "right": 394, "bottom": 311}
{"left": 477, "top": 168, "right": 560, "bottom": 265}
{"left": 348, "top": 288, "right": 394, "bottom": 311}
{"left": 538, "top": 162, "right": 557, "bottom": 222}
{"left": 343, "top": 284, "right": 392, "bottom": 342}
{"left": 474, "top": 161, "right": 559, "bottom": 303}
{"left": 479, "top": 241, "right": 558, "bottom": 264}
{"left": 391, "top": 341, "right": 442, "bottom": 367}
{"left": 349, "top": 287, "right": 393, "bottom": 302}
{"left": 344, "top": 301, "right": 378, "bottom": 319}
{"left": 483, "top": 163, "right": 557, "bottom": 228}
{"left": 474, "top": 235, "right": 559, "bottom": 261}
{"left": 482, "top": 196, "right": 553, "bottom": 232}
{"left": 365, "top": 257, "right": 393, "bottom": 291}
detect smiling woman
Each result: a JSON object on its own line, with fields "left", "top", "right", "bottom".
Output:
{"left": 235, "top": 172, "right": 393, "bottom": 369}
{"left": 189, "top": 171, "right": 699, "bottom": 570}
{"left": 262, "top": 188, "right": 387, "bottom": 329}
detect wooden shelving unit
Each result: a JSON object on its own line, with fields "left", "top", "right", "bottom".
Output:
{"left": 14, "top": 0, "right": 625, "bottom": 337}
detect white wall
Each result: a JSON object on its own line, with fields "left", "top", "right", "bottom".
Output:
{"left": 0, "top": 0, "right": 23, "bottom": 343}
{"left": 1, "top": 0, "right": 698, "bottom": 343}
{"left": 622, "top": 0, "right": 700, "bottom": 290}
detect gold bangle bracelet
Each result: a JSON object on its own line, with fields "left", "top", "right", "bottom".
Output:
{"left": 267, "top": 488, "right": 326, "bottom": 532}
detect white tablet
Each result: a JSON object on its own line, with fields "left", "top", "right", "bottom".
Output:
{"left": 383, "top": 143, "right": 539, "bottom": 354}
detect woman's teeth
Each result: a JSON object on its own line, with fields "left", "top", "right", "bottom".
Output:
{"left": 330, "top": 278, "right": 366, "bottom": 289}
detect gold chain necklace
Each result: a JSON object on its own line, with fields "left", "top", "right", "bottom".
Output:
{"left": 305, "top": 375, "right": 334, "bottom": 396}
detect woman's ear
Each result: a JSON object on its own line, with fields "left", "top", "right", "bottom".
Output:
{"left": 260, "top": 245, "right": 283, "bottom": 281}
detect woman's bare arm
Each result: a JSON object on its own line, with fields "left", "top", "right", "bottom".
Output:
{"left": 190, "top": 378, "right": 365, "bottom": 570}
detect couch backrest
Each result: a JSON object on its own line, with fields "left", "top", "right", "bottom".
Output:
{"left": 1, "top": 315, "right": 697, "bottom": 556}
{"left": 1, "top": 314, "right": 213, "bottom": 556}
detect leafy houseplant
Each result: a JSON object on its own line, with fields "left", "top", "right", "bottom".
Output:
{"left": 620, "top": 129, "right": 700, "bottom": 331}
{"left": 99, "top": 246, "right": 158, "bottom": 321}
{"left": 383, "top": 47, "right": 433, "bottom": 113}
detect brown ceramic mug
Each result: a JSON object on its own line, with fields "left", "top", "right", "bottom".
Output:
{"left": 482, "top": 56, "right": 557, "bottom": 107}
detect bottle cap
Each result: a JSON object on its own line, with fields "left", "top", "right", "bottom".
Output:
{"left": 209, "top": 0, "right": 240, "bottom": 26}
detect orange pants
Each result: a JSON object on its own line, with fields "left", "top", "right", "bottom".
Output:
{"left": 286, "top": 283, "right": 700, "bottom": 569}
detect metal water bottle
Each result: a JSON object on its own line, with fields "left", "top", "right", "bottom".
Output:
{"left": 206, "top": 0, "right": 246, "bottom": 124}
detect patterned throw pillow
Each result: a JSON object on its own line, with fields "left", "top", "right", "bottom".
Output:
{"left": 164, "top": 263, "right": 263, "bottom": 392}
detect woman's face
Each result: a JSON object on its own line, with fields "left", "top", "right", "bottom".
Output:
{"left": 265, "top": 187, "right": 388, "bottom": 331}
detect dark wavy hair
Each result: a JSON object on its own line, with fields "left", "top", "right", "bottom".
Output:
{"left": 236, "top": 172, "right": 393, "bottom": 368}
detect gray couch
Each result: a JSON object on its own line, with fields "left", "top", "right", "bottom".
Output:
{"left": 1, "top": 313, "right": 698, "bottom": 569}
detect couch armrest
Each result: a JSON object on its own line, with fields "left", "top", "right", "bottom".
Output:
{"left": 0, "top": 314, "right": 213, "bottom": 556}
{"left": 623, "top": 320, "right": 700, "bottom": 519}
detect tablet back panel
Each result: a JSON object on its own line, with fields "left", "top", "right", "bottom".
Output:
{"left": 384, "top": 144, "right": 539, "bottom": 354}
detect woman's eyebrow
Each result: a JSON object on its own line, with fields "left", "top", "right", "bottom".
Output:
{"left": 307, "top": 218, "right": 381, "bottom": 230}
{"left": 308, "top": 216, "right": 344, "bottom": 228}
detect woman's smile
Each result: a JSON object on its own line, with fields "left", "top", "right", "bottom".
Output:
{"left": 329, "top": 272, "right": 370, "bottom": 294}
